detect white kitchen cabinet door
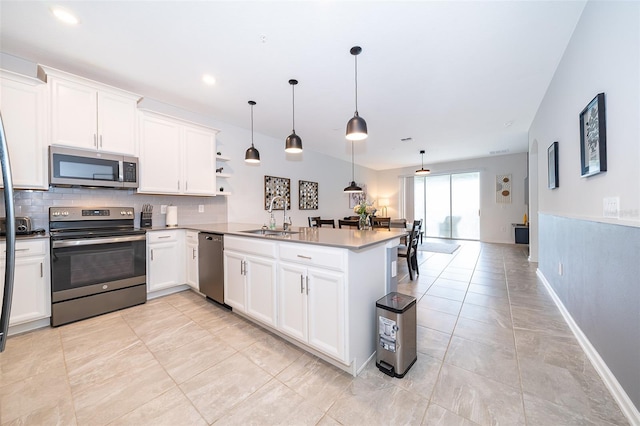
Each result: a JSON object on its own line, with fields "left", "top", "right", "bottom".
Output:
{"left": 245, "top": 254, "right": 277, "bottom": 327}
{"left": 183, "top": 126, "right": 216, "bottom": 195}
{"left": 278, "top": 262, "right": 308, "bottom": 343}
{"left": 138, "top": 113, "right": 182, "bottom": 194}
{"left": 0, "top": 72, "right": 48, "bottom": 189}
{"left": 306, "top": 267, "right": 346, "bottom": 361}
{"left": 147, "top": 241, "right": 183, "bottom": 292}
{"left": 185, "top": 231, "right": 199, "bottom": 290}
{"left": 49, "top": 76, "right": 98, "bottom": 150}
{"left": 223, "top": 250, "right": 246, "bottom": 311}
{"left": 0, "top": 240, "right": 50, "bottom": 326}
{"left": 97, "top": 90, "right": 138, "bottom": 155}
{"left": 43, "top": 66, "right": 140, "bottom": 155}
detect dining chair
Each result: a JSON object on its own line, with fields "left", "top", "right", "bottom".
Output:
{"left": 318, "top": 219, "right": 336, "bottom": 228}
{"left": 397, "top": 226, "right": 420, "bottom": 280}
{"left": 371, "top": 217, "right": 391, "bottom": 230}
{"left": 308, "top": 216, "right": 321, "bottom": 227}
{"left": 338, "top": 219, "right": 359, "bottom": 229}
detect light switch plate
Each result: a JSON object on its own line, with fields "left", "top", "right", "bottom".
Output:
{"left": 160, "top": 205, "right": 167, "bottom": 214}
{"left": 603, "top": 197, "right": 620, "bottom": 218}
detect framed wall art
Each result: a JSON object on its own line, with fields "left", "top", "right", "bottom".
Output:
{"left": 348, "top": 184, "right": 366, "bottom": 209}
{"left": 579, "top": 92, "right": 607, "bottom": 177}
{"left": 548, "top": 141, "right": 559, "bottom": 189}
{"left": 298, "top": 180, "right": 319, "bottom": 210}
{"left": 264, "top": 175, "right": 291, "bottom": 210}
{"left": 496, "top": 174, "right": 512, "bottom": 203}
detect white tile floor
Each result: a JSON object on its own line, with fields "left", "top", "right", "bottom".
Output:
{"left": 0, "top": 240, "right": 629, "bottom": 425}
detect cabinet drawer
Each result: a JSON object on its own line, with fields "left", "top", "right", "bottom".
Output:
{"left": 147, "top": 230, "right": 180, "bottom": 243}
{"left": 1, "top": 239, "right": 47, "bottom": 258}
{"left": 225, "top": 236, "right": 276, "bottom": 258}
{"left": 185, "top": 230, "right": 199, "bottom": 244}
{"left": 279, "top": 243, "right": 345, "bottom": 271}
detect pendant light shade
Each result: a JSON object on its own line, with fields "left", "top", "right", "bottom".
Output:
{"left": 415, "top": 149, "right": 430, "bottom": 175}
{"left": 344, "top": 141, "right": 363, "bottom": 193}
{"left": 285, "top": 79, "right": 303, "bottom": 153}
{"left": 244, "top": 101, "right": 260, "bottom": 163}
{"left": 346, "top": 46, "right": 368, "bottom": 141}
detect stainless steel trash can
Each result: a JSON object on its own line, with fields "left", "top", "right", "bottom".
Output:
{"left": 375, "top": 292, "right": 417, "bottom": 378}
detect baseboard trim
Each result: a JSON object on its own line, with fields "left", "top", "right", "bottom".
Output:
{"left": 537, "top": 269, "right": 640, "bottom": 426}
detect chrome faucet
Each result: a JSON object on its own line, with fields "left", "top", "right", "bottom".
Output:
{"left": 268, "top": 195, "right": 291, "bottom": 231}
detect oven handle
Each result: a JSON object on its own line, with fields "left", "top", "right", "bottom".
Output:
{"left": 52, "top": 234, "right": 146, "bottom": 248}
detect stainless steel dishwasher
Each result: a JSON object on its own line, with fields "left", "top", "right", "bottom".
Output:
{"left": 198, "top": 233, "right": 225, "bottom": 306}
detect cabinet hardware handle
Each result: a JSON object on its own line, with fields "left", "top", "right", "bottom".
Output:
{"left": 93, "top": 134, "right": 97, "bottom": 147}
{"left": 192, "top": 248, "right": 196, "bottom": 259}
{"left": 40, "top": 262, "right": 43, "bottom": 278}
{"left": 99, "top": 135, "right": 103, "bottom": 148}
{"left": 178, "top": 181, "right": 180, "bottom": 190}
{"left": 158, "top": 236, "right": 171, "bottom": 239}
{"left": 306, "top": 276, "right": 309, "bottom": 295}
{"left": 186, "top": 182, "right": 188, "bottom": 191}
{"left": 300, "top": 275, "right": 304, "bottom": 293}
{"left": 151, "top": 249, "right": 154, "bottom": 261}
{"left": 14, "top": 248, "right": 30, "bottom": 252}
{"left": 297, "top": 254, "right": 312, "bottom": 260}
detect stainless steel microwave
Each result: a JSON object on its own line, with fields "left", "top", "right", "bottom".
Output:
{"left": 49, "top": 146, "right": 138, "bottom": 189}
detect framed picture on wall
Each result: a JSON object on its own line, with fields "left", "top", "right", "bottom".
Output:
{"left": 264, "top": 175, "right": 291, "bottom": 210}
{"left": 579, "top": 93, "right": 607, "bottom": 177}
{"left": 299, "top": 180, "right": 319, "bottom": 210}
{"left": 548, "top": 141, "right": 559, "bottom": 189}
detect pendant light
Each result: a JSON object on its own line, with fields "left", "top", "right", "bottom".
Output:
{"left": 285, "top": 79, "right": 303, "bottom": 153}
{"left": 244, "top": 101, "right": 260, "bottom": 163}
{"left": 415, "top": 149, "right": 430, "bottom": 175}
{"left": 346, "top": 46, "right": 368, "bottom": 141}
{"left": 344, "top": 141, "right": 363, "bottom": 193}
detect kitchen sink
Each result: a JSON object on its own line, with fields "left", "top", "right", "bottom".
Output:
{"left": 240, "top": 229, "right": 300, "bottom": 237}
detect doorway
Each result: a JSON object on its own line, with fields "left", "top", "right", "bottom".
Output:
{"left": 414, "top": 172, "right": 480, "bottom": 240}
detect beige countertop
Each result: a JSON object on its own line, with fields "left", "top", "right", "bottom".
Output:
{"left": 145, "top": 223, "right": 407, "bottom": 250}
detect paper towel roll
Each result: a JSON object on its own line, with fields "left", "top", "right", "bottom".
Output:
{"left": 166, "top": 206, "right": 178, "bottom": 227}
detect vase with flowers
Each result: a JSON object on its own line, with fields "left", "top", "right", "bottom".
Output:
{"left": 354, "top": 200, "right": 377, "bottom": 230}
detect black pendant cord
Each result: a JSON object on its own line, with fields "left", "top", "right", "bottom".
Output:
{"left": 354, "top": 54, "right": 358, "bottom": 114}
{"left": 291, "top": 83, "right": 296, "bottom": 132}
{"left": 250, "top": 103, "right": 255, "bottom": 147}
{"left": 351, "top": 141, "right": 355, "bottom": 181}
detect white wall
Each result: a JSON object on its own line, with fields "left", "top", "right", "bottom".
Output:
{"left": 376, "top": 153, "right": 528, "bottom": 244}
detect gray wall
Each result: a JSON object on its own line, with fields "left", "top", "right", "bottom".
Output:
{"left": 530, "top": 1, "right": 640, "bottom": 411}
{"left": 539, "top": 214, "right": 640, "bottom": 409}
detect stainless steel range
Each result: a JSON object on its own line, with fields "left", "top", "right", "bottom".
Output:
{"left": 49, "top": 207, "right": 146, "bottom": 327}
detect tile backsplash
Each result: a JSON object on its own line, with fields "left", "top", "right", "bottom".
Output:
{"left": 1, "top": 187, "right": 228, "bottom": 231}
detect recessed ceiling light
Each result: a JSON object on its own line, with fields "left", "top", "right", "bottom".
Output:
{"left": 51, "top": 6, "right": 79, "bottom": 25}
{"left": 202, "top": 74, "right": 216, "bottom": 86}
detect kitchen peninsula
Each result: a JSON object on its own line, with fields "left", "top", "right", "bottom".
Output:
{"left": 151, "top": 223, "right": 406, "bottom": 376}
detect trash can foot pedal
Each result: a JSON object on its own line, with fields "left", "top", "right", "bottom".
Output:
{"left": 377, "top": 361, "right": 395, "bottom": 377}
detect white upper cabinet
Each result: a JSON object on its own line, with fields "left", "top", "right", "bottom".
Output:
{"left": 39, "top": 65, "right": 140, "bottom": 155}
{"left": 138, "top": 110, "right": 219, "bottom": 196}
{"left": 0, "top": 70, "right": 48, "bottom": 189}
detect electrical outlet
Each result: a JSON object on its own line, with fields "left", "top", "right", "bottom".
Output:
{"left": 161, "top": 205, "right": 167, "bottom": 214}
{"left": 603, "top": 197, "right": 620, "bottom": 218}
{"left": 391, "top": 261, "right": 397, "bottom": 277}
{"left": 198, "top": 205, "right": 204, "bottom": 213}
{"left": 558, "top": 262, "right": 563, "bottom": 276}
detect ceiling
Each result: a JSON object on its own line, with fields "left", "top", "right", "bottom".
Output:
{"left": 0, "top": 1, "right": 586, "bottom": 171}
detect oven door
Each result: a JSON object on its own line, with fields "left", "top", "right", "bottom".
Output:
{"left": 51, "top": 235, "right": 146, "bottom": 302}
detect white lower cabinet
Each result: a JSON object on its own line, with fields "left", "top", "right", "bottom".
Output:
{"left": 278, "top": 262, "right": 345, "bottom": 361}
{"left": 0, "top": 239, "right": 50, "bottom": 326}
{"left": 146, "top": 230, "right": 185, "bottom": 293}
{"left": 223, "top": 236, "right": 277, "bottom": 327}
{"left": 185, "top": 231, "right": 199, "bottom": 290}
